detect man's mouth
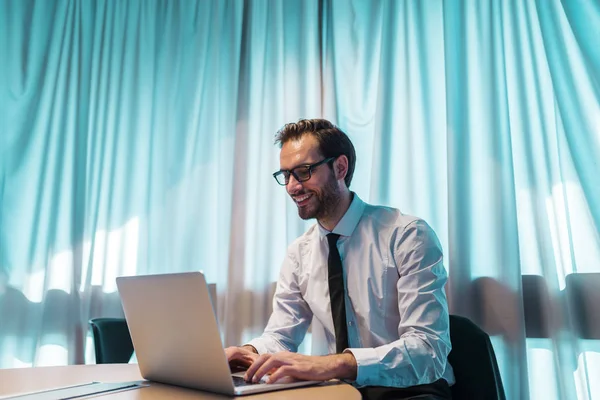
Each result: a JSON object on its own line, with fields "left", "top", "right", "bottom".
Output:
{"left": 293, "top": 193, "right": 313, "bottom": 207}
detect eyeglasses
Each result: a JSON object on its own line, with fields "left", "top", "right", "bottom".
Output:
{"left": 272, "top": 157, "right": 336, "bottom": 186}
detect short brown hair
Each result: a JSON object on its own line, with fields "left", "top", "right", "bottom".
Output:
{"left": 275, "top": 119, "right": 356, "bottom": 188}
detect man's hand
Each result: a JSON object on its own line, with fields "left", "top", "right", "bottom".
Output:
{"left": 244, "top": 351, "right": 357, "bottom": 384}
{"left": 225, "top": 345, "right": 259, "bottom": 370}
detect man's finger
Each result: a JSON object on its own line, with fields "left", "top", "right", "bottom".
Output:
{"left": 230, "top": 358, "right": 251, "bottom": 369}
{"left": 226, "top": 350, "right": 255, "bottom": 372}
{"left": 266, "top": 365, "right": 294, "bottom": 384}
{"left": 244, "top": 353, "right": 270, "bottom": 381}
{"left": 251, "top": 356, "right": 282, "bottom": 383}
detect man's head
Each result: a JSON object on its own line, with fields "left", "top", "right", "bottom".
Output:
{"left": 274, "top": 119, "right": 356, "bottom": 188}
{"left": 273, "top": 119, "right": 356, "bottom": 223}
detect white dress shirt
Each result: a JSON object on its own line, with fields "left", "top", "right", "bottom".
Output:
{"left": 248, "top": 194, "right": 455, "bottom": 388}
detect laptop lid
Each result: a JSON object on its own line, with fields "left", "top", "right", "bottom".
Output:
{"left": 117, "top": 272, "right": 236, "bottom": 395}
{"left": 116, "top": 272, "right": 319, "bottom": 396}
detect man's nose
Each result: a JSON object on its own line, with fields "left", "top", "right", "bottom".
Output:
{"left": 286, "top": 174, "right": 303, "bottom": 194}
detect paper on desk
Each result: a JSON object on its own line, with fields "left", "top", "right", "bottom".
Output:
{"left": 0, "top": 381, "right": 147, "bottom": 399}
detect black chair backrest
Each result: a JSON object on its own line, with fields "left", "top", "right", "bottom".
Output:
{"left": 448, "top": 315, "right": 506, "bottom": 400}
{"left": 89, "top": 317, "right": 134, "bottom": 364}
{"left": 565, "top": 273, "right": 600, "bottom": 339}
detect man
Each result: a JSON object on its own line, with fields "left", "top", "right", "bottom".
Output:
{"left": 226, "top": 119, "right": 455, "bottom": 399}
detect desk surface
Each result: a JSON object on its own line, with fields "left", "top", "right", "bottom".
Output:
{"left": 0, "top": 364, "right": 361, "bottom": 399}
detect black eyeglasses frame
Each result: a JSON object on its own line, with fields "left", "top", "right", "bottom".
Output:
{"left": 272, "top": 157, "right": 337, "bottom": 186}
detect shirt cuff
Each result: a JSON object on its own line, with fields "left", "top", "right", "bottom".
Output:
{"left": 344, "top": 347, "right": 380, "bottom": 386}
{"left": 245, "top": 338, "right": 268, "bottom": 355}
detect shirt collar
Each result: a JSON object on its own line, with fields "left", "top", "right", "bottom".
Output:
{"left": 317, "top": 192, "right": 366, "bottom": 238}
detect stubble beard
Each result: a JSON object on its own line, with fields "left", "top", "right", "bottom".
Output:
{"left": 297, "top": 175, "right": 342, "bottom": 221}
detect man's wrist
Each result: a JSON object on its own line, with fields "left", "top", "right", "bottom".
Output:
{"left": 334, "top": 352, "right": 357, "bottom": 380}
{"left": 242, "top": 344, "right": 258, "bottom": 354}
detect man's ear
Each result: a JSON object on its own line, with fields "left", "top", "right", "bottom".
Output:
{"left": 334, "top": 156, "right": 349, "bottom": 181}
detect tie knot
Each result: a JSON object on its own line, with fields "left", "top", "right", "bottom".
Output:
{"left": 327, "top": 233, "right": 340, "bottom": 247}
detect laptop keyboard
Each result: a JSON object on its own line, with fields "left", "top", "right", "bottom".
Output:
{"left": 232, "top": 375, "right": 262, "bottom": 387}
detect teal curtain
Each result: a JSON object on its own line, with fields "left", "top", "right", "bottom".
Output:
{"left": 1, "top": 1, "right": 599, "bottom": 399}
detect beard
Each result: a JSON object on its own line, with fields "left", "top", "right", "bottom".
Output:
{"left": 295, "top": 174, "right": 342, "bottom": 221}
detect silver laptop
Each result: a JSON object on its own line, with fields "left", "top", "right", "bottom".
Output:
{"left": 116, "top": 272, "right": 319, "bottom": 395}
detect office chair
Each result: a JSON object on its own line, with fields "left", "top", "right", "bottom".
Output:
{"left": 565, "top": 273, "right": 600, "bottom": 339}
{"left": 448, "top": 314, "right": 506, "bottom": 400}
{"left": 89, "top": 317, "right": 134, "bottom": 364}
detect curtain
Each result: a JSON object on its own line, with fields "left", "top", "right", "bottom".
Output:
{"left": 1, "top": 1, "right": 599, "bottom": 399}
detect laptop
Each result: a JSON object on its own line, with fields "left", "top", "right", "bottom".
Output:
{"left": 116, "top": 271, "right": 320, "bottom": 395}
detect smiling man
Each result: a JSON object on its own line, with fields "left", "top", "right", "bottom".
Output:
{"left": 226, "top": 119, "right": 455, "bottom": 399}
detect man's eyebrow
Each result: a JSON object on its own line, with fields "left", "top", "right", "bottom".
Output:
{"left": 280, "top": 161, "right": 312, "bottom": 171}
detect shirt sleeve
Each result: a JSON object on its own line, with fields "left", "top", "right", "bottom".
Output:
{"left": 247, "top": 250, "right": 313, "bottom": 354}
{"left": 345, "top": 219, "right": 452, "bottom": 388}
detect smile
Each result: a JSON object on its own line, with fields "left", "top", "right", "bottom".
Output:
{"left": 293, "top": 194, "right": 313, "bottom": 205}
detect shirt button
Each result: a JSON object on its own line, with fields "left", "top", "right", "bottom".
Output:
{"left": 348, "top": 321, "right": 353, "bottom": 327}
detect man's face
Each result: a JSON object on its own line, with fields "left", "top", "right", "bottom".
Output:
{"left": 279, "top": 134, "right": 342, "bottom": 221}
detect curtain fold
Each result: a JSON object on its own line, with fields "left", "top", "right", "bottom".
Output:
{"left": 1, "top": 1, "right": 598, "bottom": 398}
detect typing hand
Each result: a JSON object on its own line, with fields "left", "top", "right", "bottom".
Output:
{"left": 225, "top": 345, "right": 259, "bottom": 370}
{"left": 244, "top": 351, "right": 357, "bottom": 384}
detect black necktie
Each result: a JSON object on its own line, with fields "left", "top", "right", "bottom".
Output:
{"left": 327, "top": 233, "right": 349, "bottom": 353}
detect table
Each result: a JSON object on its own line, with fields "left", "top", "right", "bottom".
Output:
{"left": 0, "top": 364, "right": 361, "bottom": 399}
